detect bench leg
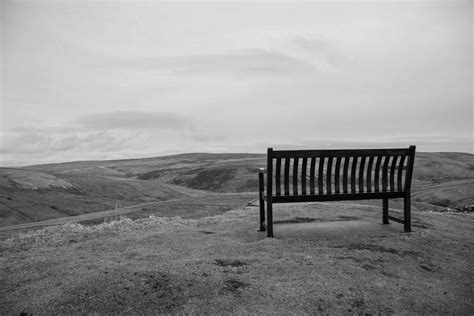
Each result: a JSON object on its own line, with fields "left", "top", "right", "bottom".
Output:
{"left": 259, "top": 194, "right": 266, "bottom": 232}
{"left": 258, "top": 172, "right": 266, "bottom": 231}
{"left": 267, "top": 200, "right": 273, "bottom": 238}
{"left": 382, "top": 198, "right": 389, "bottom": 224}
{"left": 404, "top": 192, "right": 412, "bottom": 232}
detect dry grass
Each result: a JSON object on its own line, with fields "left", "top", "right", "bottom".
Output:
{"left": 1, "top": 202, "right": 473, "bottom": 314}
{"left": 3, "top": 216, "right": 191, "bottom": 247}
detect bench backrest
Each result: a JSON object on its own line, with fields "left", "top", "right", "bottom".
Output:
{"left": 266, "top": 146, "right": 416, "bottom": 197}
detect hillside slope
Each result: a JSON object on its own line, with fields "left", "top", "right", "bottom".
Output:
{"left": 1, "top": 202, "right": 472, "bottom": 314}
{"left": 0, "top": 167, "right": 210, "bottom": 227}
{"left": 1, "top": 151, "right": 472, "bottom": 227}
{"left": 25, "top": 151, "right": 474, "bottom": 200}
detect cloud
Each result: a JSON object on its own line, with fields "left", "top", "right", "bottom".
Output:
{"left": 75, "top": 111, "right": 195, "bottom": 131}
{"left": 0, "top": 123, "right": 232, "bottom": 167}
{"left": 0, "top": 111, "right": 210, "bottom": 166}
{"left": 0, "top": 131, "right": 52, "bottom": 154}
{"left": 111, "top": 49, "right": 316, "bottom": 77}
{"left": 0, "top": 129, "right": 126, "bottom": 155}
{"left": 288, "top": 36, "right": 352, "bottom": 70}
{"left": 0, "top": 129, "right": 131, "bottom": 166}
{"left": 9, "top": 126, "right": 82, "bottom": 134}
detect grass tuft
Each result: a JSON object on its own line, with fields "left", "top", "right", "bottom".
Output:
{"left": 4, "top": 215, "right": 194, "bottom": 248}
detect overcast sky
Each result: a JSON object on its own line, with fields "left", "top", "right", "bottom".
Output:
{"left": 1, "top": 0, "right": 472, "bottom": 166}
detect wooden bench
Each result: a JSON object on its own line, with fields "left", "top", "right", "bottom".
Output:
{"left": 258, "top": 146, "right": 416, "bottom": 237}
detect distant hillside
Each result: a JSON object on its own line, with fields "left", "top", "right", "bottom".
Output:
{"left": 410, "top": 152, "right": 474, "bottom": 207}
{"left": 0, "top": 166, "right": 209, "bottom": 227}
{"left": 134, "top": 152, "right": 474, "bottom": 207}
{"left": 1, "top": 151, "right": 472, "bottom": 227}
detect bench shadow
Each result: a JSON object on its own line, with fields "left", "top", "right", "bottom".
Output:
{"left": 272, "top": 217, "right": 402, "bottom": 240}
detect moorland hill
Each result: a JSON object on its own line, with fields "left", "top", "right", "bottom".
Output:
{"left": 1, "top": 151, "right": 472, "bottom": 227}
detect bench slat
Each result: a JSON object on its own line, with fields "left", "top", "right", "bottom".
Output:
{"left": 374, "top": 155, "right": 382, "bottom": 192}
{"left": 326, "top": 156, "right": 333, "bottom": 194}
{"left": 366, "top": 156, "right": 374, "bottom": 193}
{"left": 318, "top": 156, "right": 325, "bottom": 194}
{"left": 390, "top": 155, "right": 398, "bottom": 192}
{"left": 301, "top": 157, "right": 307, "bottom": 195}
{"left": 397, "top": 155, "right": 406, "bottom": 192}
{"left": 358, "top": 156, "right": 366, "bottom": 193}
{"left": 310, "top": 157, "right": 316, "bottom": 195}
{"left": 382, "top": 156, "right": 390, "bottom": 192}
{"left": 334, "top": 157, "right": 341, "bottom": 194}
{"left": 275, "top": 158, "right": 281, "bottom": 196}
{"left": 342, "top": 156, "right": 349, "bottom": 194}
{"left": 293, "top": 157, "right": 299, "bottom": 195}
{"left": 351, "top": 156, "right": 358, "bottom": 193}
{"left": 284, "top": 158, "right": 290, "bottom": 196}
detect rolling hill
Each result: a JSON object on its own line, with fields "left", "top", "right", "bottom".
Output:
{"left": 0, "top": 151, "right": 472, "bottom": 228}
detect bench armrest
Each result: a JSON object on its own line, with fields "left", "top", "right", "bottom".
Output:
{"left": 258, "top": 168, "right": 266, "bottom": 194}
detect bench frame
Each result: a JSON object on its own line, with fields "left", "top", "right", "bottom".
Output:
{"left": 258, "top": 146, "right": 416, "bottom": 237}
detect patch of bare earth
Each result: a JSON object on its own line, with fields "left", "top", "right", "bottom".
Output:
{"left": 1, "top": 202, "right": 473, "bottom": 314}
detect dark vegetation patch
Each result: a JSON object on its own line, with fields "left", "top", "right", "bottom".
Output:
{"left": 221, "top": 279, "right": 249, "bottom": 294}
{"left": 214, "top": 259, "right": 247, "bottom": 267}
{"left": 430, "top": 198, "right": 452, "bottom": 207}
{"left": 337, "top": 215, "right": 360, "bottom": 221}
{"left": 351, "top": 298, "right": 366, "bottom": 309}
{"left": 275, "top": 216, "right": 360, "bottom": 224}
{"left": 435, "top": 205, "right": 474, "bottom": 213}
{"left": 420, "top": 264, "right": 434, "bottom": 272}
{"left": 187, "top": 168, "right": 237, "bottom": 191}
{"left": 274, "top": 217, "right": 318, "bottom": 224}
{"left": 237, "top": 178, "right": 259, "bottom": 192}
{"left": 137, "top": 170, "right": 165, "bottom": 180}
{"left": 361, "top": 264, "right": 377, "bottom": 271}
{"left": 381, "top": 270, "right": 398, "bottom": 278}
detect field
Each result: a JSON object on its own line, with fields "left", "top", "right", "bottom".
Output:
{"left": 1, "top": 151, "right": 473, "bottom": 228}
{"left": 1, "top": 202, "right": 473, "bottom": 314}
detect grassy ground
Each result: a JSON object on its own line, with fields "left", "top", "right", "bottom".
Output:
{"left": 1, "top": 202, "right": 473, "bottom": 314}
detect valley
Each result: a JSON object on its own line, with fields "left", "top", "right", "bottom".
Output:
{"left": 1, "top": 151, "right": 473, "bottom": 228}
